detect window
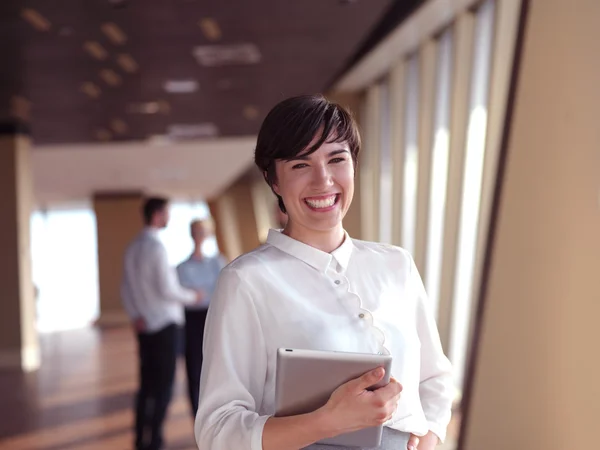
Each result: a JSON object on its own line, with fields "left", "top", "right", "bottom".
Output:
{"left": 379, "top": 78, "right": 393, "bottom": 244}
{"left": 31, "top": 203, "right": 99, "bottom": 332}
{"left": 158, "top": 200, "right": 217, "bottom": 266}
{"left": 401, "top": 54, "right": 420, "bottom": 254}
{"left": 425, "top": 28, "right": 453, "bottom": 319}
{"left": 449, "top": 0, "right": 496, "bottom": 389}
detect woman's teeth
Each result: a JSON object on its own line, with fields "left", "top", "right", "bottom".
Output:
{"left": 305, "top": 195, "right": 337, "bottom": 209}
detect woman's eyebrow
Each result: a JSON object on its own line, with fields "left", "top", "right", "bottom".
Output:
{"left": 328, "top": 149, "right": 350, "bottom": 156}
{"left": 286, "top": 148, "right": 349, "bottom": 162}
{"left": 287, "top": 154, "right": 311, "bottom": 161}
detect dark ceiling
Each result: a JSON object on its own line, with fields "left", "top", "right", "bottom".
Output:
{"left": 1, "top": 0, "right": 396, "bottom": 145}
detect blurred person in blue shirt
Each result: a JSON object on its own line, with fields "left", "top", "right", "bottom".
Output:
{"left": 177, "top": 219, "right": 226, "bottom": 416}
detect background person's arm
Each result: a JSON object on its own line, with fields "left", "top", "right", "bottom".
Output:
{"left": 151, "top": 243, "right": 197, "bottom": 305}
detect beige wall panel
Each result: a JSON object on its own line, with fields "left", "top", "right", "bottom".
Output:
{"left": 462, "top": 1, "right": 600, "bottom": 448}
{"left": 0, "top": 134, "right": 39, "bottom": 370}
{"left": 94, "top": 193, "right": 144, "bottom": 325}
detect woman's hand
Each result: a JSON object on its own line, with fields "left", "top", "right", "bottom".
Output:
{"left": 262, "top": 367, "right": 402, "bottom": 450}
{"left": 408, "top": 431, "right": 439, "bottom": 450}
{"left": 317, "top": 367, "right": 403, "bottom": 436}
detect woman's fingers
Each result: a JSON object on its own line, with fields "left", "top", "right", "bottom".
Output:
{"left": 346, "top": 367, "right": 386, "bottom": 394}
{"left": 407, "top": 434, "right": 420, "bottom": 450}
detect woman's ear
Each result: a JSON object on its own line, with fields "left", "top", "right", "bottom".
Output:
{"left": 264, "top": 169, "right": 281, "bottom": 196}
{"left": 272, "top": 182, "right": 281, "bottom": 196}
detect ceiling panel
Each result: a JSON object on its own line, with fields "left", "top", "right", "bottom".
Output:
{"left": 4, "top": 0, "right": 394, "bottom": 145}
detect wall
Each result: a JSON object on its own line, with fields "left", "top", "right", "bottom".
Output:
{"left": 209, "top": 175, "right": 262, "bottom": 262}
{"left": 462, "top": 0, "right": 600, "bottom": 448}
{"left": 0, "top": 134, "right": 38, "bottom": 370}
{"left": 93, "top": 192, "right": 143, "bottom": 324}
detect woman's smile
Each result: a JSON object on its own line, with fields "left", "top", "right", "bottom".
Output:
{"left": 304, "top": 193, "right": 341, "bottom": 211}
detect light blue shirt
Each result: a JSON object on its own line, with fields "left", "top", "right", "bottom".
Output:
{"left": 177, "top": 254, "right": 226, "bottom": 310}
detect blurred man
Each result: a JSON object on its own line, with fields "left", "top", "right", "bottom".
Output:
{"left": 176, "top": 219, "right": 226, "bottom": 416}
{"left": 121, "top": 197, "right": 202, "bottom": 450}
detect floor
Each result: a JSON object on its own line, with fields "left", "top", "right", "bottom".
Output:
{"left": 0, "top": 327, "right": 196, "bottom": 450}
{"left": 0, "top": 326, "right": 459, "bottom": 450}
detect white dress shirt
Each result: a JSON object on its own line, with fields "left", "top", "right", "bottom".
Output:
{"left": 195, "top": 229, "right": 453, "bottom": 450}
{"left": 121, "top": 227, "right": 196, "bottom": 332}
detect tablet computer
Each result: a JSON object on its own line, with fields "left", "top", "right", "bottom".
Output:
{"left": 274, "top": 348, "right": 393, "bottom": 448}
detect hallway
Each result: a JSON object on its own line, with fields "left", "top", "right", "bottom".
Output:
{"left": 0, "top": 326, "right": 458, "bottom": 450}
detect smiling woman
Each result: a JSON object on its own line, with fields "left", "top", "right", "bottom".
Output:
{"left": 254, "top": 95, "right": 360, "bottom": 252}
{"left": 195, "top": 95, "right": 453, "bottom": 450}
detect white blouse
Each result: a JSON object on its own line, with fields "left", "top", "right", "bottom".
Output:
{"left": 195, "top": 229, "right": 453, "bottom": 450}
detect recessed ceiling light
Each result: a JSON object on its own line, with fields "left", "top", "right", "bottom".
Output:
{"left": 127, "top": 100, "right": 170, "bottom": 115}
{"left": 96, "top": 129, "right": 112, "bottom": 141}
{"left": 81, "top": 82, "right": 101, "bottom": 98}
{"left": 10, "top": 96, "right": 32, "bottom": 122}
{"left": 243, "top": 105, "right": 259, "bottom": 120}
{"left": 99, "top": 69, "right": 122, "bottom": 86}
{"left": 101, "top": 22, "right": 127, "bottom": 45}
{"left": 147, "top": 134, "right": 172, "bottom": 146}
{"left": 83, "top": 41, "right": 108, "bottom": 60}
{"left": 128, "top": 102, "right": 159, "bottom": 114}
{"left": 192, "top": 43, "right": 261, "bottom": 67}
{"left": 110, "top": 119, "right": 128, "bottom": 135}
{"left": 167, "top": 123, "right": 219, "bottom": 140}
{"left": 21, "top": 8, "right": 51, "bottom": 31}
{"left": 163, "top": 80, "right": 199, "bottom": 94}
{"left": 157, "top": 100, "right": 171, "bottom": 114}
{"left": 116, "top": 53, "right": 138, "bottom": 73}
{"left": 198, "top": 18, "right": 222, "bottom": 42}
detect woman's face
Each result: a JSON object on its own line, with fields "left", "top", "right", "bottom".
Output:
{"left": 272, "top": 138, "right": 354, "bottom": 235}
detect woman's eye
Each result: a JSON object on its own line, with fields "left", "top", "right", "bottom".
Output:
{"left": 330, "top": 157, "right": 346, "bottom": 164}
{"left": 292, "top": 163, "right": 308, "bottom": 169}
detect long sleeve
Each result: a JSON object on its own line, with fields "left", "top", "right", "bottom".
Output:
{"left": 195, "top": 267, "right": 270, "bottom": 450}
{"left": 121, "top": 242, "right": 142, "bottom": 320}
{"left": 410, "top": 256, "right": 454, "bottom": 442}
{"left": 152, "top": 243, "right": 196, "bottom": 305}
{"left": 120, "top": 275, "right": 139, "bottom": 319}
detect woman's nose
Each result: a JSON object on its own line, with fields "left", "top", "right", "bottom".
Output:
{"left": 311, "top": 164, "right": 333, "bottom": 187}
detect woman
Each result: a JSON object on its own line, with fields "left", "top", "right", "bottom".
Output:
{"left": 195, "top": 95, "right": 454, "bottom": 450}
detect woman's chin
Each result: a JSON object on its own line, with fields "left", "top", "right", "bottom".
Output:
{"left": 299, "top": 215, "right": 344, "bottom": 233}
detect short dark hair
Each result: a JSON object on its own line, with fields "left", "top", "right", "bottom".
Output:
{"left": 142, "top": 197, "right": 169, "bottom": 225}
{"left": 254, "top": 94, "right": 361, "bottom": 213}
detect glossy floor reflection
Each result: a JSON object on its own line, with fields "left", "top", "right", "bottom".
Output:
{"left": 0, "top": 327, "right": 196, "bottom": 450}
{"left": 0, "top": 326, "right": 458, "bottom": 450}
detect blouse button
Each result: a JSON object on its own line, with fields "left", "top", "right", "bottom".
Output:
{"left": 334, "top": 280, "right": 341, "bottom": 285}
{"left": 358, "top": 313, "right": 365, "bottom": 319}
